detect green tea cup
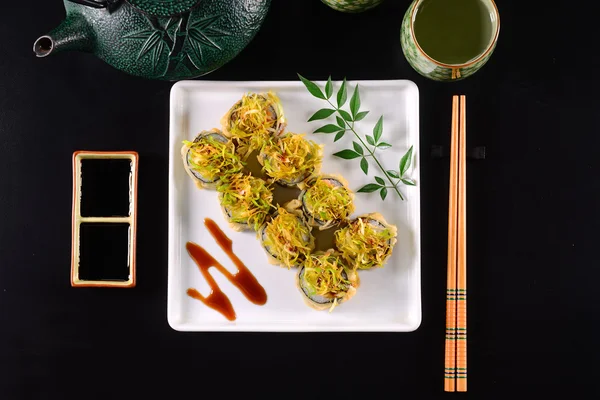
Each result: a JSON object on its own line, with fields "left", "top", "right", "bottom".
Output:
{"left": 400, "top": 0, "right": 500, "bottom": 81}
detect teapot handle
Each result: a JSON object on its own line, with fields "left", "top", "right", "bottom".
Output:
{"left": 66, "top": 0, "right": 111, "bottom": 8}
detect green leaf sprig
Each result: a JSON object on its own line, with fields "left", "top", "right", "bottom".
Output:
{"left": 298, "top": 74, "right": 416, "bottom": 201}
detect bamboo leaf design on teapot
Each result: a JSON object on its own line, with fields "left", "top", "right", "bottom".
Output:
{"left": 124, "top": 13, "right": 230, "bottom": 76}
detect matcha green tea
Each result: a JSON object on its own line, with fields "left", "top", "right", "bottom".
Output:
{"left": 414, "top": 0, "right": 494, "bottom": 65}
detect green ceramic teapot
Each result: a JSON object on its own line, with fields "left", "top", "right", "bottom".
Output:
{"left": 33, "top": 0, "right": 272, "bottom": 81}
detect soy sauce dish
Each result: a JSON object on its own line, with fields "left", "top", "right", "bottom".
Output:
{"left": 180, "top": 91, "right": 399, "bottom": 312}
{"left": 71, "top": 151, "right": 138, "bottom": 288}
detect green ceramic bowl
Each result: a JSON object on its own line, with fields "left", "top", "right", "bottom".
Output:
{"left": 400, "top": 0, "right": 500, "bottom": 81}
{"left": 321, "top": 0, "right": 385, "bottom": 13}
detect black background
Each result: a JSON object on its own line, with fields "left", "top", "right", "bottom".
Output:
{"left": 1, "top": 1, "right": 599, "bottom": 398}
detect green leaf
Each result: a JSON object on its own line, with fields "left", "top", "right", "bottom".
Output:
{"left": 314, "top": 124, "right": 341, "bottom": 134}
{"left": 308, "top": 108, "right": 336, "bottom": 122}
{"left": 375, "top": 176, "right": 385, "bottom": 185}
{"left": 353, "top": 141, "right": 363, "bottom": 155}
{"left": 124, "top": 29, "right": 154, "bottom": 40}
{"left": 380, "top": 187, "right": 388, "bottom": 201}
{"left": 190, "top": 14, "right": 223, "bottom": 31}
{"left": 401, "top": 178, "right": 416, "bottom": 186}
{"left": 350, "top": 84, "right": 361, "bottom": 117}
{"left": 334, "top": 131, "right": 345, "bottom": 142}
{"left": 360, "top": 158, "right": 369, "bottom": 174}
{"left": 188, "top": 28, "right": 221, "bottom": 50}
{"left": 337, "top": 78, "right": 347, "bottom": 108}
{"left": 366, "top": 135, "right": 375, "bottom": 146}
{"left": 188, "top": 29, "right": 221, "bottom": 50}
{"left": 354, "top": 111, "right": 369, "bottom": 121}
{"left": 399, "top": 145, "right": 414, "bottom": 176}
{"left": 325, "top": 76, "right": 333, "bottom": 99}
{"left": 387, "top": 170, "right": 400, "bottom": 179}
{"left": 137, "top": 31, "right": 162, "bottom": 60}
{"left": 203, "top": 27, "right": 228, "bottom": 38}
{"left": 336, "top": 116, "right": 346, "bottom": 129}
{"left": 338, "top": 109, "right": 353, "bottom": 121}
{"left": 357, "top": 183, "right": 382, "bottom": 193}
{"left": 377, "top": 142, "right": 392, "bottom": 150}
{"left": 187, "top": 38, "right": 203, "bottom": 66}
{"left": 150, "top": 39, "right": 165, "bottom": 72}
{"left": 333, "top": 149, "right": 361, "bottom": 159}
{"left": 373, "top": 116, "right": 384, "bottom": 143}
{"left": 298, "top": 74, "right": 326, "bottom": 100}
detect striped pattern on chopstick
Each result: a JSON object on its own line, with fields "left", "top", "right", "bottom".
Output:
{"left": 444, "top": 95, "right": 467, "bottom": 392}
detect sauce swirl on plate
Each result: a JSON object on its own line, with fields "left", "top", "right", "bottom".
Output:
{"left": 186, "top": 218, "right": 267, "bottom": 321}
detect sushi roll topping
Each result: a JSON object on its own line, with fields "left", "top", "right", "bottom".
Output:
{"left": 262, "top": 208, "right": 313, "bottom": 267}
{"left": 301, "top": 251, "right": 353, "bottom": 311}
{"left": 217, "top": 173, "right": 274, "bottom": 231}
{"left": 227, "top": 92, "right": 285, "bottom": 155}
{"left": 260, "top": 133, "right": 323, "bottom": 184}
{"left": 183, "top": 134, "right": 243, "bottom": 183}
{"left": 334, "top": 216, "right": 396, "bottom": 270}
{"left": 303, "top": 177, "right": 354, "bottom": 225}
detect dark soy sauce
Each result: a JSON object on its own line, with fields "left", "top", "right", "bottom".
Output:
{"left": 242, "top": 150, "right": 267, "bottom": 179}
{"left": 79, "top": 223, "right": 131, "bottom": 281}
{"left": 81, "top": 159, "right": 131, "bottom": 217}
{"left": 312, "top": 225, "right": 340, "bottom": 252}
{"left": 272, "top": 185, "right": 301, "bottom": 208}
{"left": 186, "top": 218, "right": 267, "bottom": 321}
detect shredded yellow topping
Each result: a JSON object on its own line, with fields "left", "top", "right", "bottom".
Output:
{"left": 303, "top": 177, "right": 354, "bottom": 224}
{"left": 302, "top": 251, "right": 352, "bottom": 301}
{"left": 260, "top": 133, "right": 323, "bottom": 184}
{"left": 263, "top": 207, "right": 313, "bottom": 268}
{"left": 334, "top": 217, "right": 395, "bottom": 270}
{"left": 183, "top": 135, "right": 243, "bottom": 183}
{"left": 226, "top": 91, "right": 285, "bottom": 157}
{"left": 217, "top": 173, "right": 274, "bottom": 231}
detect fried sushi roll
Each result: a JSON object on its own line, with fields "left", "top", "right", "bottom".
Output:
{"left": 298, "top": 174, "right": 355, "bottom": 230}
{"left": 181, "top": 129, "right": 244, "bottom": 189}
{"left": 258, "top": 133, "right": 323, "bottom": 187}
{"left": 296, "top": 249, "right": 359, "bottom": 312}
{"left": 334, "top": 212, "right": 398, "bottom": 270}
{"left": 258, "top": 207, "right": 314, "bottom": 268}
{"left": 221, "top": 91, "right": 286, "bottom": 159}
{"left": 216, "top": 173, "right": 275, "bottom": 232}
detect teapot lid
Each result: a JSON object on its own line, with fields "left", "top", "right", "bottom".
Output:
{"left": 126, "top": 0, "right": 201, "bottom": 17}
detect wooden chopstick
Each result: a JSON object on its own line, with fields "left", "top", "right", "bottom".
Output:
{"left": 456, "top": 95, "right": 467, "bottom": 392}
{"left": 444, "top": 95, "right": 468, "bottom": 392}
{"left": 444, "top": 96, "right": 459, "bottom": 392}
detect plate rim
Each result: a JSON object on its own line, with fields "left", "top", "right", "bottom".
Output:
{"left": 167, "top": 79, "right": 422, "bottom": 333}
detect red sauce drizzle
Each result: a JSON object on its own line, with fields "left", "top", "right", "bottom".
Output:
{"left": 186, "top": 218, "right": 267, "bottom": 321}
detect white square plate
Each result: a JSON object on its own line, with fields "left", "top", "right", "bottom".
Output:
{"left": 167, "top": 80, "right": 421, "bottom": 332}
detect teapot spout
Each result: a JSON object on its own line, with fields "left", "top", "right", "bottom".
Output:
{"left": 33, "top": 13, "right": 94, "bottom": 57}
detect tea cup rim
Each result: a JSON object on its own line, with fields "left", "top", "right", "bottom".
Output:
{"left": 409, "top": 0, "right": 501, "bottom": 69}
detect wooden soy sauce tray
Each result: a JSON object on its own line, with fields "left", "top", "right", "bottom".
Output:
{"left": 71, "top": 151, "right": 138, "bottom": 288}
